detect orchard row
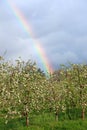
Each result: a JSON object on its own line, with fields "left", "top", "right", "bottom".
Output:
{"left": 0, "top": 57, "right": 87, "bottom": 125}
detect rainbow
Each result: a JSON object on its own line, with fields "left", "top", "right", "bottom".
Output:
{"left": 6, "top": 0, "right": 53, "bottom": 75}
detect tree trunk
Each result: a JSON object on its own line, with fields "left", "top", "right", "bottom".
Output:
{"left": 25, "top": 111, "right": 29, "bottom": 126}
{"left": 55, "top": 112, "right": 58, "bottom": 121}
{"left": 81, "top": 108, "right": 85, "bottom": 120}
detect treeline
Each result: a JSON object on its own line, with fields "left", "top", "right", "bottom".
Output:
{"left": 0, "top": 57, "right": 87, "bottom": 126}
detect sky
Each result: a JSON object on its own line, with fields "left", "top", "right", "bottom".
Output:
{"left": 0, "top": 0, "right": 87, "bottom": 72}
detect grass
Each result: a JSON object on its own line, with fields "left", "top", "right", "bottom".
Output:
{"left": 0, "top": 112, "right": 87, "bottom": 130}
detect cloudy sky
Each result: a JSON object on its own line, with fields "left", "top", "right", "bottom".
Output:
{"left": 0, "top": 0, "right": 87, "bottom": 71}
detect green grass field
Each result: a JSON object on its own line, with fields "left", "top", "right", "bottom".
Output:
{"left": 0, "top": 112, "right": 87, "bottom": 130}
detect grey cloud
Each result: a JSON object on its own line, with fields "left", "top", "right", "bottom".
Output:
{"left": 0, "top": 0, "right": 87, "bottom": 71}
